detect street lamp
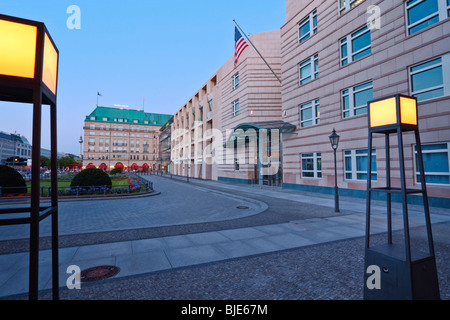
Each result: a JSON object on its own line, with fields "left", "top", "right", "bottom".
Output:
{"left": 329, "top": 129, "right": 340, "bottom": 213}
{"left": 0, "top": 14, "right": 59, "bottom": 300}
{"left": 364, "top": 94, "right": 440, "bottom": 300}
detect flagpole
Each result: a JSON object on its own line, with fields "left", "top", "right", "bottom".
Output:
{"left": 233, "top": 19, "right": 281, "bottom": 83}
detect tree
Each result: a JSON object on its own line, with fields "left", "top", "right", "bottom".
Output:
{"left": 58, "top": 155, "right": 80, "bottom": 168}
{"left": 0, "top": 165, "right": 27, "bottom": 195}
{"left": 40, "top": 156, "right": 51, "bottom": 167}
{"left": 71, "top": 168, "right": 112, "bottom": 188}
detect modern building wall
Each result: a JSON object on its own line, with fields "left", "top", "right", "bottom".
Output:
{"left": 280, "top": 0, "right": 450, "bottom": 205}
{"left": 171, "top": 73, "right": 220, "bottom": 180}
{"left": 171, "top": 30, "right": 283, "bottom": 183}
{"left": 217, "top": 30, "right": 283, "bottom": 184}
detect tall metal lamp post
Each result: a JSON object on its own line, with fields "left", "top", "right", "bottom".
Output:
{"left": 364, "top": 94, "right": 440, "bottom": 300}
{"left": 329, "top": 129, "right": 340, "bottom": 213}
{"left": 0, "top": 14, "right": 59, "bottom": 300}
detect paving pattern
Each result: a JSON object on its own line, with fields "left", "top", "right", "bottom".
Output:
{"left": 0, "top": 174, "right": 449, "bottom": 300}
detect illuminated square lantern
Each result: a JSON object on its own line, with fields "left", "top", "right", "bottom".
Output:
{"left": 0, "top": 14, "right": 59, "bottom": 103}
{"left": 0, "top": 14, "right": 59, "bottom": 300}
{"left": 368, "top": 94, "right": 418, "bottom": 132}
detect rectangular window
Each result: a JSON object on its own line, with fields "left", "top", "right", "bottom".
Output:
{"left": 342, "top": 81, "right": 373, "bottom": 118}
{"left": 232, "top": 99, "right": 239, "bottom": 116}
{"left": 208, "top": 99, "right": 213, "bottom": 111}
{"left": 299, "top": 10, "right": 318, "bottom": 43}
{"left": 339, "top": 0, "right": 366, "bottom": 15}
{"left": 414, "top": 142, "right": 450, "bottom": 184}
{"left": 232, "top": 73, "right": 239, "bottom": 90}
{"left": 345, "top": 149, "right": 377, "bottom": 181}
{"left": 340, "top": 26, "right": 371, "bottom": 66}
{"left": 301, "top": 152, "right": 322, "bottom": 178}
{"left": 409, "top": 54, "right": 449, "bottom": 101}
{"left": 299, "top": 54, "right": 319, "bottom": 85}
{"left": 406, "top": 0, "right": 449, "bottom": 35}
{"left": 300, "top": 99, "right": 320, "bottom": 128}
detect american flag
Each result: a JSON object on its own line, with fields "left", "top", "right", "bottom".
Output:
{"left": 234, "top": 26, "right": 248, "bottom": 68}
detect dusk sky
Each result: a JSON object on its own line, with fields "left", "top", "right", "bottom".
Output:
{"left": 0, "top": 1, "right": 286, "bottom": 155}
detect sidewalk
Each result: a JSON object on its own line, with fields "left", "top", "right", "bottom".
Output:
{"left": 1, "top": 175, "right": 449, "bottom": 298}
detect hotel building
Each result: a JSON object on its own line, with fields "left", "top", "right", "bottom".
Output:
{"left": 280, "top": 0, "right": 450, "bottom": 206}
{"left": 82, "top": 106, "right": 172, "bottom": 171}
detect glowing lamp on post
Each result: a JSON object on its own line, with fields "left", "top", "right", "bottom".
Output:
{"left": 364, "top": 94, "right": 440, "bottom": 300}
{"left": 368, "top": 95, "right": 417, "bottom": 130}
{"left": 0, "top": 14, "right": 59, "bottom": 300}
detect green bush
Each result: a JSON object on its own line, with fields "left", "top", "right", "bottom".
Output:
{"left": 0, "top": 165, "right": 27, "bottom": 195}
{"left": 70, "top": 168, "right": 112, "bottom": 188}
{"left": 110, "top": 168, "right": 122, "bottom": 175}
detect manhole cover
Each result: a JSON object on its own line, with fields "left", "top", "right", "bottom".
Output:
{"left": 80, "top": 265, "right": 120, "bottom": 282}
{"left": 236, "top": 205, "right": 249, "bottom": 209}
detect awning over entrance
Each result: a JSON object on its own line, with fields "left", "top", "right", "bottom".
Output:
{"left": 225, "top": 120, "right": 296, "bottom": 146}
{"left": 232, "top": 120, "right": 296, "bottom": 133}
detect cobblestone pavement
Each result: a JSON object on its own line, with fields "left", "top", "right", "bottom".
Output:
{"left": 1, "top": 174, "right": 449, "bottom": 300}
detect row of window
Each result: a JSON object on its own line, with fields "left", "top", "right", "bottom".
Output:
{"left": 299, "top": 52, "right": 450, "bottom": 127}
{"left": 89, "top": 116, "right": 157, "bottom": 125}
{"left": 300, "top": 142, "right": 450, "bottom": 185}
{"left": 85, "top": 154, "right": 155, "bottom": 161}
{"left": 88, "top": 124, "right": 156, "bottom": 133}
{"left": 300, "top": 0, "right": 450, "bottom": 45}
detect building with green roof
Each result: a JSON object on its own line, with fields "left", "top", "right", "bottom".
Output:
{"left": 83, "top": 106, "right": 172, "bottom": 171}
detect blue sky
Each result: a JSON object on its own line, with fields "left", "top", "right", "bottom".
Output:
{"left": 0, "top": 1, "right": 286, "bottom": 155}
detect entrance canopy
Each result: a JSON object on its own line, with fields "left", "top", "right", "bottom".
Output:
{"left": 233, "top": 120, "right": 296, "bottom": 132}
{"left": 225, "top": 120, "right": 296, "bottom": 146}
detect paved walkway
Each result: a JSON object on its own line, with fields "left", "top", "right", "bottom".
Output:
{"left": 1, "top": 175, "right": 449, "bottom": 298}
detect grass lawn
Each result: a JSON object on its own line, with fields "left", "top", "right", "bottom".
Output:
{"left": 26, "top": 177, "right": 130, "bottom": 192}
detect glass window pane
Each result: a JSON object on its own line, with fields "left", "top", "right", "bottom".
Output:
{"left": 342, "top": 95, "right": 349, "bottom": 110}
{"left": 300, "top": 21, "right": 310, "bottom": 41}
{"left": 414, "top": 88, "right": 444, "bottom": 101}
{"left": 352, "top": 31, "right": 370, "bottom": 53}
{"left": 420, "top": 174, "right": 450, "bottom": 184}
{"left": 354, "top": 87, "right": 373, "bottom": 107}
{"left": 345, "top": 157, "right": 352, "bottom": 171}
{"left": 300, "top": 63, "right": 311, "bottom": 79}
{"left": 354, "top": 82, "right": 372, "bottom": 91}
{"left": 409, "top": 15, "right": 440, "bottom": 34}
{"left": 411, "top": 66, "right": 443, "bottom": 92}
{"left": 357, "top": 173, "right": 367, "bottom": 180}
{"left": 353, "top": 47, "right": 371, "bottom": 61}
{"left": 411, "top": 58, "right": 441, "bottom": 72}
{"left": 356, "top": 155, "right": 368, "bottom": 171}
{"left": 301, "top": 107, "right": 312, "bottom": 121}
{"left": 408, "top": 0, "right": 439, "bottom": 25}
{"left": 341, "top": 43, "right": 347, "bottom": 59}
{"left": 302, "top": 172, "right": 314, "bottom": 178}
{"left": 302, "top": 158, "right": 314, "bottom": 170}
{"left": 355, "top": 106, "right": 367, "bottom": 115}
{"left": 423, "top": 152, "right": 449, "bottom": 172}
{"left": 301, "top": 120, "right": 312, "bottom": 128}
{"left": 420, "top": 143, "right": 448, "bottom": 151}
{"left": 371, "top": 155, "right": 377, "bottom": 171}
{"left": 352, "top": 26, "right": 368, "bottom": 38}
